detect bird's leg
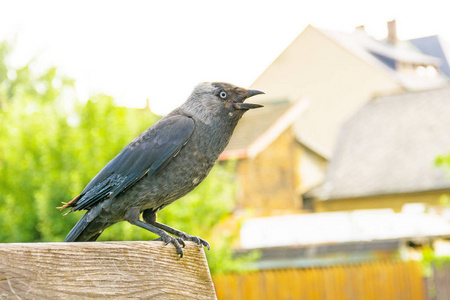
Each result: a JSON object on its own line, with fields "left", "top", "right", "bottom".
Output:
{"left": 154, "top": 222, "right": 210, "bottom": 250}
{"left": 132, "top": 220, "right": 185, "bottom": 258}
{"left": 125, "top": 207, "right": 184, "bottom": 257}
{"left": 140, "top": 209, "right": 186, "bottom": 248}
{"left": 143, "top": 209, "right": 210, "bottom": 250}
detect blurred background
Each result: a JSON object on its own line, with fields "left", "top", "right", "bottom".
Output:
{"left": 1, "top": 1, "right": 450, "bottom": 299}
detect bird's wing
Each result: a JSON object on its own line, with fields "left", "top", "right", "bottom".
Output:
{"left": 65, "top": 115, "right": 195, "bottom": 212}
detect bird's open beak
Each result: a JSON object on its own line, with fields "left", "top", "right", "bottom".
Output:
{"left": 233, "top": 89, "right": 265, "bottom": 110}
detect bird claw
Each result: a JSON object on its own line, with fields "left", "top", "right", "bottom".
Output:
{"left": 152, "top": 232, "right": 210, "bottom": 255}
{"left": 153, "top": 234, "right": 184, "bottom": 258}
{"left": 179, "top": 233, "right": 210, "bottom": 250}
{"left": 176, "top": 237, "right": 186, "bottom": 248}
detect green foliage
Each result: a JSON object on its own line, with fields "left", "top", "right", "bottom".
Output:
{"left": 0, "top": 41, "right": 74, "bottom": 107}
{"left": 436, "top": 153, "right": 450, "bottom": 173}
{"left": 0, "top": 93, "right": 156, "bottom": 242}
{"left": 421, "top": 247, "right": 450, "bottom": 278}
{"left": 0, "top": 39, "right": 255, "bottom": 274}
{"left": 436, "top": 153, "right": 450, "bottom": 206}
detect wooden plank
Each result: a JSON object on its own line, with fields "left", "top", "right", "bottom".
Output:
{"left": 289, "top": 268, "right": 302, "bottom": 299}
{"left": 408, "top": 261, "right": 425, "bottom": 300}
{"left": 263, "top": 269, "right": 277, "bottom": 300}
{"left": 0, "top": 241, "right": 216, "bottom": 299}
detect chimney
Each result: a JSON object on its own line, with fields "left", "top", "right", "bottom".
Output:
{"left": 387, "top": 20, "right": 397, "bottom": 44}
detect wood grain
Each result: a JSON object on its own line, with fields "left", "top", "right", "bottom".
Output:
{"left": 0, "top": 241, "right": 217, "bottom": 299}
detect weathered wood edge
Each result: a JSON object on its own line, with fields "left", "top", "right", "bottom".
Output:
{"left": 0, "top": 241, "right": 217, "bottom": 299}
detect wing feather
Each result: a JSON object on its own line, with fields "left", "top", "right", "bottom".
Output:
{"left": 65, "top": 115, "right": 195, "bottom": 212}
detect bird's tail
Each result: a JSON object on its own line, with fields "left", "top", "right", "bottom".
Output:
{"left": 64, "top": 208, "right": 103, "bottom": 242}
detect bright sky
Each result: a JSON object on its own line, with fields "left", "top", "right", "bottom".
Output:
{"left": 1, "top": 0, "right": 448, "bottom": 114}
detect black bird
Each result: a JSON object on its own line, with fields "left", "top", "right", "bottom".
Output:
{"left": 60, "top": 82, "right": 264, "bottom": 257}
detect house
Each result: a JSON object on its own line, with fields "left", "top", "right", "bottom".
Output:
{"left": 247, "top": 21, "right": 449, "bottom": 201}
{"left": 214, "top": 25, "right": 450, "bottom": 295}
{"left": 219, "top": 21, "right": 450, "bottom": 215}
{"left": 219, "top": 99, "right": 308, "bottom": 214}
{"left": 306, "top": 88, "right": 450, "bottom": 212}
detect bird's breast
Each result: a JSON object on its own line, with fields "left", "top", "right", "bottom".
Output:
{"left": 123, "top": 119, "right": 235, "bottom": 211}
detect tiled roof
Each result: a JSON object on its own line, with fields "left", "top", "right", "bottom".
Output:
{"left": 309, "top": 88, "right": 450, "bottom": 200}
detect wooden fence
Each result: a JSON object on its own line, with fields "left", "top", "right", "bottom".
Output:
{"left": 0, "top": 241, "right": 216, "bottom": 299}
{"left": 213, "top": 261, "right": 425, "bottom": 300}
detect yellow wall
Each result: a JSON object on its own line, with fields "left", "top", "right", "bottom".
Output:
{"left": 236, "top": 128, "right": 301, "bottom": 213}
{"left": 315, "top": 190, "right": 449, "bottom": 212}
{"left": 297, "top": 145, "right": 328, "bottom": 194}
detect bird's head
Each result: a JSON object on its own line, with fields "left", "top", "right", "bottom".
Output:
{"left": 182, "top": 82, "right": 264, "bottom": 122}
{"left": 210, "top": 82, "right": 264, "bottom": 111}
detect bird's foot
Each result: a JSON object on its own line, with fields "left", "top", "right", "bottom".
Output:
{"left": 153, "top": 234, "right": 185, "bottom": 258}
{"left": 178, "top": 232, "right": 210, "bottom": 250}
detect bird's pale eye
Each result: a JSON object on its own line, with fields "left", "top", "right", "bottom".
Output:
{"left": 219, "top": 91, "right": 227, "bottom": 99}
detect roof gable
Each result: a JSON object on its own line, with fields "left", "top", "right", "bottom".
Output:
{"left": 220, "top": 99, "right": 308, "bottom": 160}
